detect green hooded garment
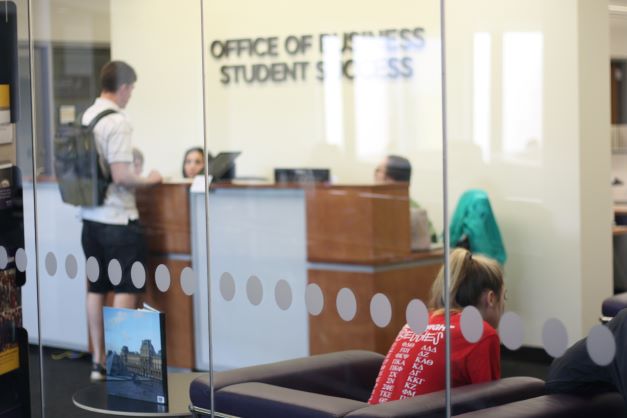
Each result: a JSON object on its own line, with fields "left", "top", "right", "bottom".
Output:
{"left": 450, "top": 189, "right": 507, "bottom": 265}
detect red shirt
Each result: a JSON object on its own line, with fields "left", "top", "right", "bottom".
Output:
{"left": 368, "top": 312, "right": 500, "bottom": 404}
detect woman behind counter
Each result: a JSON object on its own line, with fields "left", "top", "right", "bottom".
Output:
{"left": 182, "top": 147, "right": 207, "bottom": 178}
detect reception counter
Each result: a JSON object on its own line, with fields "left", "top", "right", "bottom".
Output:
{"left": 190, "top": 182, "right": 442, "bottom": 370}
{"left": 22, "top": 181, "right": 442, "bottom": 371}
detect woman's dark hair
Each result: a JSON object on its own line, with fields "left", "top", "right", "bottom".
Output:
{"left": 429, "top": 248, "right": 503, "bottom": 311}
{"left": 182, "top": 147, "right": 206, "bottom": 178}
{"left": 100, "top": 61, "right": 137, "bottom": 93}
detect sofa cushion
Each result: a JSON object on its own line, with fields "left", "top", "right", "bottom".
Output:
{"left": 452, "top": 393, "right": 625, "bottom": 418}
{"left": 190, "top": 350, "right": 384, "bottom": 409}
{"left": 214, "top": 382, "right": 367, "bottom": 418}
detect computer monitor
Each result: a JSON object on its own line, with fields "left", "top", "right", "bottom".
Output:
{"left": 208, "top": 152, "right": 240, "bottom": 182}
{"left": 274, "top": 168, "right": 330, "bottom": 184}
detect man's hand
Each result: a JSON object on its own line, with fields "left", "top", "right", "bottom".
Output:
{"left": 111, "top": 162, "right": 162, "bottom": 187}
{"left": 146, "top": 170, "right": 163, "bottom": 185}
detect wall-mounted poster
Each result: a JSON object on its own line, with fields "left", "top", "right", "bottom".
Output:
{"left": 0, "top": 268, "right": 20, "bottom": 376}
{"left": 0, "top": 165, "right": 25, "bottom": 287}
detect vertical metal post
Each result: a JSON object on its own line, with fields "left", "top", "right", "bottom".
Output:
{"left": 439, "top": 0, "right": 451, "bottom": 417}
{"left": 26, "top": 0, "right": 45, "bottom": 415}
{"left": 199, "top": 1, "right": 215, "bottom": 417}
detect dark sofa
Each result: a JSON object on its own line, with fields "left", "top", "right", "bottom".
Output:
{"left": 189, "top": 350, "right": 547, "bottom": 418}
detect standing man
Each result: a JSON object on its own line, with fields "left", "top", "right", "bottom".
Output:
{"left": 81, "top": 61, "right": 162, "bottom": 381}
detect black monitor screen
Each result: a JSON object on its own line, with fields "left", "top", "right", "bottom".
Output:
{"left": 274, "top": 168, "right": 330, "bottom": 184}
{"left": 208, "top": 152, "right": 240, "bottom": 181}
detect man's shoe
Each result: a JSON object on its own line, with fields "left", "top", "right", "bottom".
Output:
{"left": 90, "top": 363, "right": 106, "bottom": 382}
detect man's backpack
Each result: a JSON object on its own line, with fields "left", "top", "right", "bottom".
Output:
{"left": 53, "top": 109, "right": 117, "bottom": 207}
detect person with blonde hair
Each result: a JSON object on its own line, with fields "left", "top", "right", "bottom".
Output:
{"left": 369, "top": 248, "right": 506, "bottom": 404}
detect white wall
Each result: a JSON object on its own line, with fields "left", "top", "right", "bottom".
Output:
{"left": 611, "top": 13, "right": 627, "bottom": 58}
{"left": 201, "top": 0, "right": 445, "bottom": 231}
{"left": 109, "top": 0, "right": 204, "bottom": 180}
{"left": 446, "top": 0, "right": 611, "bottom": 345}
{"left": 31, "top": 0, "right": 111, "bottom": 43}
{"left": 108, "top": 0, "right": 612, "bottom": 348}
{"left": 578, "top": 0, "right": 612, "bottom": 339}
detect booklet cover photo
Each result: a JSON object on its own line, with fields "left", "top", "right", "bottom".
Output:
{"left": 103, "top": 306, "right": 168, "bottom": 404}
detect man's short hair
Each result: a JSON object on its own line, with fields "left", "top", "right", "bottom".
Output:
{"left": 385, "top": 155, "right": 412, "bottom": 182}
{"left": 100, "top": 61, "right": 137, "bottom": 93}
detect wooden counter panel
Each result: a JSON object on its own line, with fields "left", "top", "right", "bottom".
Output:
{"left": 308, "top": 269, "right": 375, "bottom": 354}
{"left": 306, "top": 186, "right": 411, "bottom": 263}
{"left": 210, "top": 182, "right": 409, "bottom": 192}
{"left": 308, "top": 261, "right": 442, "bottom": 355}
{"left": 373, "top": 263, "right": 442, "bottom": 353}
{"left": 136, "top": 184, "right": 191, "bottom": 255}
{"left": 308, "top": 248, "right": 443, "bottom": 266}
{"left": 143, "top": 258, "right": 195, "bottom": 369}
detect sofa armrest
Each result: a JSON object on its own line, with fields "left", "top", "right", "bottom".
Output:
{"left": 346, "top": 377, "right": 546, "bottom": 418}
{"left": 452, "top": 392, "right": 625, "bottom": 418}
{"left": 190, "top": 350, "right": 384, "bottom": 409}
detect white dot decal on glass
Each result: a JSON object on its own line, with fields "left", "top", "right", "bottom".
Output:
{"left": 275, "top": 280, "right": 292, "bottom": 311}
{"left": 155, "top": 264, "right": 171, "bottom": 292}
{"left": 15, "top": 248, "right": 27, "bottom": 272}
{"left": 65, "top": 255, "right": 78, "bottom": 279}
{"left": 45, "top": 252, "right": 57, "bottom": 277}
{"left": 460, "top": 306, "right": 484, "bottom": 343}
{"left": 108, "top": 259, "right": 122, "bottom": 286}
{"left": 337, "top": 288, "right": 357, "bottom": 322}
{"left": 406, "top": 299, "right": 429, "bottom": 334}
{"left": 0, "top": 246, "right": 8, "bottom": 269}
{"left": 219, "top": 272, "right": 236, "bottom": 301}
{"left": 499, "top": 311, "right": 524, "bottom": 351}
{"left": 542, "top": 318, "right": 569, "bottom": 358}
{"left": 586, "top": 324, "right": 616, "bottom": 366}
{"left": 131, "top": 262, "right": 146, "bottom": 289}
{"left": 246, "top": 275, "right": 263, "bottom": 306}
{"left": 86, "top": 257, "right": 99, "bottom": 283}
{"left": 370, "top": 293, "right": 392, "bottom": 328}
{"left": 180, "top": 267, "right": 197, "bottom": 296}
{"left": 305, "top": 283, "right": 324, "bottom": 316}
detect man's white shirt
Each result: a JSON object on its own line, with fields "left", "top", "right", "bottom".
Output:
{"left": 80, "top": 97, "right": 138, "bottom": 225}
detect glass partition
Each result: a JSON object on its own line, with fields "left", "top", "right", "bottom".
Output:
{"left": 447, "top": 0, "right": 617, "bottom": 416}
{"left": 26, "top": 0, "right": 211, "bottom": 416}
{"left": 6, "top": 0, "right": 623, "bottom": 417}
{"left": 1, "top": 1, "right": 38, "bottom": 417}
{"left": 200, "top": 0, "right": 445, "bottom": 416}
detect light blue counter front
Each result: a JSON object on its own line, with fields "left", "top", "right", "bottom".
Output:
{"left": 20, "top": 183, "right": 311, "bottom": 370}
{"left": 191, "top": 187, "right": 309, "bottom": 370}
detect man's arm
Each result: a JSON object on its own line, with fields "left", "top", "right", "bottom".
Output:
{"left": 110, "top": 162, "right": 162, "bottom": 187}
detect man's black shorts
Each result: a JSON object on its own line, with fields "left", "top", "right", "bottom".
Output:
{"left": 81, "top": 219, "right": 147, "bottom": 294}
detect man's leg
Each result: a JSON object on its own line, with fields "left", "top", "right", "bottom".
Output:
{"left": 86, "top": 292, "right": 105, "bottom": 366}
{"left": 113, "top": 292, "right": 139, "bottom": 309}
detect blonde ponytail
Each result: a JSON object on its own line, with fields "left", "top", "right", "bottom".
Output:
{"left": 428, "top": 248, "right": 503, "bottom": 311}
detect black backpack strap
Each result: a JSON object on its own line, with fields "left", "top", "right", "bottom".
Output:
{"left": 84, "top": 108, "right": 118, "bottom": 131}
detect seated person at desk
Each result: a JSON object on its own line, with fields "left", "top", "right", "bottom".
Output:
{"left": 182, "top": 146, "right": 207, "bottom": 178}
{"left": 369, "top": 248, "right": 504, "bottom": 404}
{"left": 374, "top": 154, "right": 437, "bottom": 249}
